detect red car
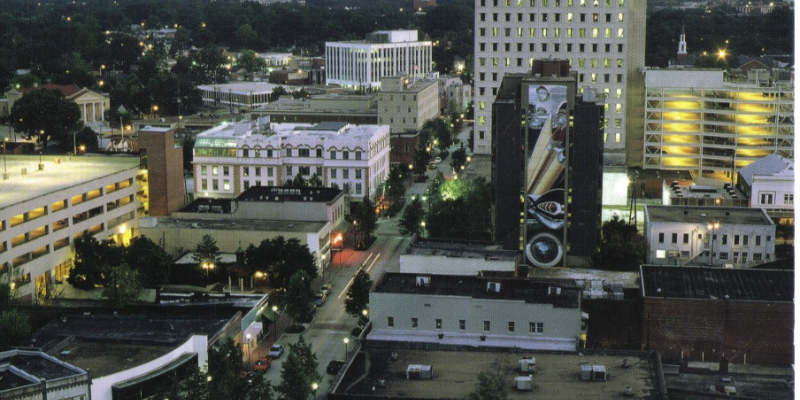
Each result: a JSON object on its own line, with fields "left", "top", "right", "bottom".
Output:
{"left": 254, "top": 356, "right": 272, "bottom": 372}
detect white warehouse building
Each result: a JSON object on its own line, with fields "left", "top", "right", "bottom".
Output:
{"left": 643, "top": 205, "right": 776, "bottom": 268}
{"left": 193, "top": 118, "right": 391, "bottom": 202}
{"left": 325, "top": 30, "right": 433, "bottom": 89}
{"left": 369, "top": 273, "right": 582, "bottom": 351}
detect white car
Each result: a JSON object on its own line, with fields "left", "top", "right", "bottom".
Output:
{"left": 268, "top": 344, "right": 284, "bottom": 359}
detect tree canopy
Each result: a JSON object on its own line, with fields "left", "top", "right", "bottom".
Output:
{"left": 68, "top": 233, "right": 124, "bottom": 289}
{"left": 465, "top": 372, "right": 510, "bottom": 400}
{"left": 244, "top": 236, "right": 317, "bottom": 291}
{"left": 10, "top": 88, "right": 81, "bottom": 148}
{"left": 277, "top": 335, "right": 321, "bottom": 400}
{"left": 599, "top": 215, "right": 648, "bottom": 271}
{"left": 426, "top": 176, "right": 492, "bottom": 241}
{"left": 399, "top": 197, "right": 425, "bottom": 237}
{"left": 345, "top": 269, "right": 373, "bottom": 323}
{"left": 351, "top": 196, "right": 377, "bottom": 249}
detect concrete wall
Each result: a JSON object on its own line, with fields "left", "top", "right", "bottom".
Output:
{"left": 91, "top": 335, "right": 208, "bottom": 400}
{"left": 642, "top": 298, "right": 793, "bottom": 365}
{"left": 369, "top": 291, "right": 581, "bottom": 351}
{"left": 398, "top": 254, "right": 515, "bottom": 275}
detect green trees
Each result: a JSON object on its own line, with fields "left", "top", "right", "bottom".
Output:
{"left": 351, "top": 196, "right": 377, "bottom": 250}
{"left": 412, "top": 143, "right": 432, "bottom": 176}
{"left": 422, "top": 118, "right": 453, "bottom": 154}
{"left": 238, "top": 50, "right": 266, "bottom": 73}
{"left": 244, "top": 236, "right": 317, "bottom": 291}
{"left": 451, "top": 147, "right": 468, "bottom": 172}
{"left": 102, "top": 264, "right": 144, "bottom": 307}
{"left": 0, "top": 309, "right": 30, "bottom": 351}
{"left": 277, "top": 335, "right": 321, "bottom": 400}
{"left": 9, "top": 89, "right": 81, "bottom": 149}
{"left": 193, "top": 234, "right": 221, "bottom": 266}
{"left": 465, "top": 372, "right": 510, "bottom": 400}
{"left": 126, "top": 236, "right": 172, "bottom": 287}
{"left": 68, "top": 233, "right": 123, "bottom": 290}
{"left": 399, "top": 197, "right": 425, "bottom": 237}
{"left": 284, "top": 271, "right": 312, "bottom": 327}
{"left": 426, "top": 177, "right": 492, "bottom": 241}
{"left": 345, "top": 269, "right": 373, "bottom": 324}
{"left": 599, "top": 215, "right": 648, "bottom": 271}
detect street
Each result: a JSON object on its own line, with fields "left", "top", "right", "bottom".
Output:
{"left": 252, "top": 125, "right": 474, "bottom": 396}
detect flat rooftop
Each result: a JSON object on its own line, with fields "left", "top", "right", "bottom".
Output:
{"left": 0, "top": 155, "right": 140, "bottom": 211}
{"left": 145, "top": 216, "right": 327, "bottom": 233}
{"left": 374, "top": 273, "right": 579, "bottom": 308}
{"left": 340, "top": 349, "right": 656, "bottom": 399}
{"left": 405, "top": 240, "right": 516, "bottom": 260}
{"left": 640, "top": 265, "right": 793, "bottom": 301}
{"left": 33, "top": 311, "right": 234, "bottom": 377}
{"left": 196, "top": 81, "right": 283, "bottom": 94}
{"left": 526, "top": 267, "right": 640, "bottom": 290}
{"left": 0, "top": 350, "right": 86, "bottom": 390}
{"left": 237, "top": 186, "right": 342, "bottom": 203}
{"left": 644, "top": 205, "right": 773, "bottom": 225}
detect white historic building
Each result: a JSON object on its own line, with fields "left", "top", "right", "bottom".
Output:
{"left": 192, "top": 118, "right": 391, "bottom": 201}
{"left": 473, "top": 0, "right": 646, "bottom": 161}
{"left": 644, "top": 205, "right": 776, "bottom": 268}
{"left": 369, "top": 273, "right": 582, "bottom": 351}
{"left": 0, "top": 156, "right": 144, "bottom": 303}
{"left": 736, "top": 154, "right": 794, "bottom": 225}
{"left": 325, "top": 30, "right": 433, "bottom": 89}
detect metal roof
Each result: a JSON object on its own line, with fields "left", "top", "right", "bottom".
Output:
{"left": 640, "top": 265, "right": 793, "bottom": 302}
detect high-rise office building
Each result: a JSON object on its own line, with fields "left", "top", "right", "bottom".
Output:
{"left": 473, "top": 0, "right": 645, "bottom": 168}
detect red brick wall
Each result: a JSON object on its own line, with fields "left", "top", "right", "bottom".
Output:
{"left": 138, "top": 129, "right": 185, "bottom": 216}
{"left": 642, "top": 298, "right": 793, "bottom": 365}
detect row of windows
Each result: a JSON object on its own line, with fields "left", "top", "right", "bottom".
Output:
{"left": 479, "top": 0, "right": 625, "bottom": 8}
{"left": 479, "top": 41, "right": 624, "bottom": 54}
{"left": 476, "top": 101, "right": 622, "bottom": 125}
{"left": 387, "top": 317, "right": 545, "bottom": 333}
{"left": 657, "top": 232, "right": 771, "bottom": 246}
{"left": 240, "top": 148, "right": 363, "bottom": 160}
{"left": 479, "top": 56, "right": 624, "bottom": 70}
{"left": 201, "top": 165, "right": 366, "bottom": 180}
{"left": 654, "top": 249, "right": 769, "bottom": 262}
{"left": 478, "top": 26, "right": 624, "bottom": 39}
{"left": 758, "top": 192, "right": 793, "bottom": 205}
{"left": 480, "top": 11, "right": 624, "bottom": 23}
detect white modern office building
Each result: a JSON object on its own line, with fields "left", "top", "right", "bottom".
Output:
{"left": 0, "top": 156, "right": 144, "bottom": 303}
{"left": 196, "top": 82, "right": 281, "bottom": 112}
{"left": 193, "top": 118, "right": 391, "bottom": 201}
{"left": 473, "top": 0, "right": 646, "bottom": 163}
{"left": 644, "top": 205, "right": 776, "bottom": 268}
{"left": 369, "top": 273, "right": 582, "bottom": 351}
{"left": 643, "top": 68, "right": 794, "bottom": 179}
{"left": 325, "top": 30, "right": 433, "bottom": 89}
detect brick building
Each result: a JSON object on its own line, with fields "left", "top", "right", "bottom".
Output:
{"left": 138, "top": 126, "right": 185, "bottom": 216}
{"left": 389, "top": 131, "right": 420, "bottom": 168}
{"left": 640, "top": 265, "right": 793, "bottom": 365}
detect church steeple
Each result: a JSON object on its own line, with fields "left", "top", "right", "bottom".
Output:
{"left": 677, "top": 25, "right": 688, "bottom": 60}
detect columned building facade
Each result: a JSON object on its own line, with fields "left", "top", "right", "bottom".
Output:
{"left": 326, "top": 30, "right": 433, "bottom": 89}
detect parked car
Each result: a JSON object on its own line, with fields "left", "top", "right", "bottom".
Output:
{"left": 254, "top": 357, "right": 271, "bottom": 372}
{"left": 268, "top": 344, "right": 285, "bottom": 359}
{"left": 327, "top": 360, "right": 345, "bottom": 374}
{"left": 320, "top": 283, "right": 332, "bottom": 296}
{"left": 313, "top": 292, "right": 327, "bottom": 307}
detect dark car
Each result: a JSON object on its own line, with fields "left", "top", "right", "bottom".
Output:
{"left": 327, "top": 360, "right": 345, "bottom": 374}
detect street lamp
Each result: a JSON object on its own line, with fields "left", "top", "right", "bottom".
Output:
{"left": 707, "top": 222, "right": 720, "bottom": 265}
{"left": 343, "top": 337, "right": 349, "bottom": 359}
{"left": 245, "top": 333, "right": 252, "bottom": 368}
{"left": 311, "top": 382, "right": 319, "bottom": 400}
{"left": 202, "top": 262, "right": 215, "bottom": 285}
{"left": 272, "top": 305, "right": 279, "bottom": 341}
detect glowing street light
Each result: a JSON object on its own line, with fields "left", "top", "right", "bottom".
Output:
{"left": 343, "top": 337, "right": 350, "bottom": 359}
{"left": 311, "top": 382, "right": 319, "bottom": 400}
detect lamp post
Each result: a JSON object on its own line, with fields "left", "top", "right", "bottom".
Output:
{"left": 311, "top": 382, "right": 319, "bottom": 400}
{"left": 343, "top": 337, "right": 349, "bottom": 360}
{"left": 245, "top": 333, "right": 252, "bottom": 368}
{"left": 202, "top": 262, "right": 214, "bottom": 285}
{"left": 708, "top": 222, "right": 720, "bottom": 266}
{"left": 272, "top": 305, "right": 279, "bottom": 341}
{"left": 2, "top": 138, "right": 8, "bottom": 180}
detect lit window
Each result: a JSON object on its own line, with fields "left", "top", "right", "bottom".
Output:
{"left": 615, "top": 103, "right": 622, "bottom": 113}
{"left": 616, "top": 88, "right": 623, "bottom": 98}
{"left": 567, "top": 12, "right": 573, "bottom": 21}
{"left": 618, "top": 12, "right": 624, "bottom": 21}
{"left": 615, "top": 133, "right": 621, "bottom": 142}
{"left": 618, "top": 28, "right": 624, "bottom": 38}
{"left": 542, "top": 28, "right": 548, "bottom": 37}
{"left": 529, "top": 28, "right": 536, "bottom": 37}
{"left": 212, "top": 166, "right": 218, "bottom": 175}
{"left": 223, "top": 181, "right": 230, "bottom": 191}
{"left": 656, "top": 250, "right": 666, "bottom": 258}
{"left": 567, "top": 28, "right": 573, "bottom": 37}
{"left": 592, "top": 28, "right": 598, "bottom": 38}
